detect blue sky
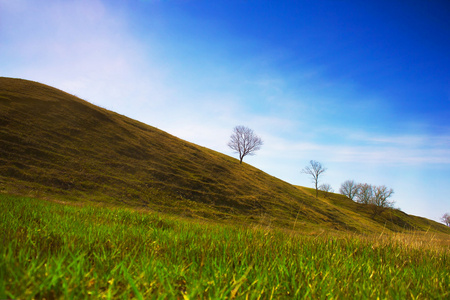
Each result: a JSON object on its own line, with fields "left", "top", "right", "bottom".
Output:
{"left": 1, "top": 0, "right": 449, "bottom": 223}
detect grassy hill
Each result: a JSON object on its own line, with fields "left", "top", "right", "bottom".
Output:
{"left": 1, "top": 77, "right": 449, "bottom": 234}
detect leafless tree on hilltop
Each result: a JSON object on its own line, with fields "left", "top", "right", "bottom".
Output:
{"left": 228, "top": 125, "right": 263, "bottom": 164}
{"left": 301, "top": 160, "right": 327, "bottom": 198}
{"left": 339, "top": 180, "right": 359, "bottom": 201}
{"left": 441, "top": 213, "right": 450, "bottom": 226}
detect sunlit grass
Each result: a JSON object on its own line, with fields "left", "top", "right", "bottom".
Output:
{"left": 1, "top": 195, "right": 448, "bottom": 299}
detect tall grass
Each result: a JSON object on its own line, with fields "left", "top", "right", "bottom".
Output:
{"left": 1, "top": 195, "right": 448, "bottom": 299}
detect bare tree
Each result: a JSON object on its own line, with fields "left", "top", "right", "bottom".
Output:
{"left": 355, "top": 183, "right": 395, "bottom": 216}
{"left": 441, "top": 213, "right": 450, "bottom": 227}
{"left": 355, "top": 183, "right": 373, "bottom": 204}
{"left": 370, "top": 185, "right": 394, "bottom": 215}
{"left": 227, "top": 125, "right": 263, "bottom": 164}
{"left": 339, "top": 180, "right": 359, "bottom": 201}
{"left": 301, "top": 160, "right": 327, "bottom": 198}
{"left": 319, "top": 183, "right": 334, "bottom": 198}
{"left": 372, "top": 185, "right": 394, "bottom": 208}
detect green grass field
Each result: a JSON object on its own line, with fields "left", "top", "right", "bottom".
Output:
{"left": 1, "top": 195, "right": 448, "bottom": 299}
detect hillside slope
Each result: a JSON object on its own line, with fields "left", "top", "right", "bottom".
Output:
{"left": 1, "top": 77, "right": 449, "bottom": 234}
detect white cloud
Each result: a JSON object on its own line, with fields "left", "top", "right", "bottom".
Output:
{"left": 0, "top": 0, "right": 172, "bottom": 112}
{"left": 295, "top": 133, "right": 450, "bottom": 166}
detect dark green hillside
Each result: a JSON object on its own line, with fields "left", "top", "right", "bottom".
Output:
{"left": 1, "top": 77, "right": 449, "bottom": 234}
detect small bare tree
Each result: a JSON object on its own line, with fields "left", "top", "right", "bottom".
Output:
{"left": 301, "top": 160, "right": 327, "bottom": 198}
{"left": 371, "top": 185, "right": 394, "bottom": 215}
{"left": 441, "top": 213, "right": 450, "bottom": 227}
{"left": 339, "top": 180, "right": 359, "bottom": 201}
{"left": 227, "top": 125, "right": 263, "bottom": 164}
{"left": 372, "top": 185, "right": 394, "bottom": 208}
{"left": 355, "top": 183, "right": 395, "bottom": 216}
{"left": 355, "top": 183, "right": 373, "bottom": 204}
{"left": 319, "top": 183, "right": 333, "bottom": 198}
